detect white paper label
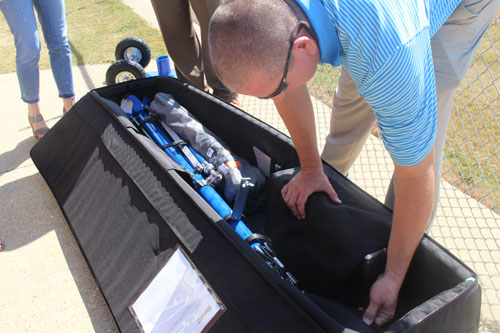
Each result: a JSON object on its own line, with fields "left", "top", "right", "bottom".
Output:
{"left": 130, "top": 247, "right": 225, "bottom": 332}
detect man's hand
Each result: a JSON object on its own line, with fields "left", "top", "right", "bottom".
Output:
{"left": 281, "top": 167, "right": 341, "bottom": 219}
{"left": 362, "top": 147, "right": 436, "bottom": 327}
{"left": 362, "top": 273, "right": 402, "bottom": 327}
{"left": 272, "top": 84, "right": 341, "bottom": 218}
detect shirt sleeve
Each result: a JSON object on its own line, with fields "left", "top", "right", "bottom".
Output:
{"left": 357, "top": 30, "right": 437, "bottom": 166}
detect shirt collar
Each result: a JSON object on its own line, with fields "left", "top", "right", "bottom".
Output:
{"left": 293, "top": 0, "right": 341, "bottom": 66}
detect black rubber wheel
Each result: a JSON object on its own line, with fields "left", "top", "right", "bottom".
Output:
{"left": 106, "top": 59, "right": 147, "bottom": 85}
{"left": 115, "top": 37, "right": 151, "bottom": 68}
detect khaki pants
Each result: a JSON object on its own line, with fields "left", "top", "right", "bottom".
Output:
{"left": 150, "top": 0, "right": 236, "bottom": 101}
{"left": 320, "top": 0, "right": 500, "bottom": 229}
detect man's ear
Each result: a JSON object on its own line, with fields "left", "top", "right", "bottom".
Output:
{"left": 293, "top": 35, "right": 318, "bottom": 56}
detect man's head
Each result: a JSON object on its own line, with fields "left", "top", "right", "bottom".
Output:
{"left": 208, "top": 0, "right": 320, "bottom": 100}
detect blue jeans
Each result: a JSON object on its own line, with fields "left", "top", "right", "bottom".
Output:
{"left": 0, "top": 0, "right": 75, "bottom": 104}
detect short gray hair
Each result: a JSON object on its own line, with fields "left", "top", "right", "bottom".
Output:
{"left": 208, "top": 0, "right": 298, "bottom": 91}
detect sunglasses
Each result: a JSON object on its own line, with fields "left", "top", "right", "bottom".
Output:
{"left": 259, "top": 21, "right": 311, "bottom": 99}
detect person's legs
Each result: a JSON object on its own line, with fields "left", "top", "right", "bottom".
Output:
{"left": 385, "top": 0, "right": 500, "bottom": 228}
{"left": 151, "top": 0, "right": 205, "bottom": 90}
{"left": 0, "top": 0, "right": 41, "bottom": 104}
{"left": 190, "top": 0, "right": 238, "bottom": 102}
{"left": 0, "top": 0, "right": 49, "bottom": 139}
{"left": 34, "top": 0, "right": 75, "bottom": 113}
{"left": 321, "top": 67, "right": 377, "bottom": 175}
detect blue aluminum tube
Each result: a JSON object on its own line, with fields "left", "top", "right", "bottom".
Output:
{"left": 134, "top": 110, "right": 256, "bottom": 247}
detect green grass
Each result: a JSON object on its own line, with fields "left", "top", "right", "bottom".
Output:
{"left": 0, "top": 0, "right": 166, "bottom": 74}
{"left": 308, "top": 64, "right": 340, "bottom": 107}
{"left": 442, "top": 20, "right": 500, "bottom": 213}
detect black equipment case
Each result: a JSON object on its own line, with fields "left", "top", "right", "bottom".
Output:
{"left": 30, "top": 77, "right": 481, "bottom": 332}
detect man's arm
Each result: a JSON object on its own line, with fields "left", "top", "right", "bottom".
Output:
{"left": 273, "top": 83, "right": 341, "bottom": 219}
{"left": 274, "top": 80, "right": 433, "bottom": 328}
{"left": 363, "top": 146, "right": 435, "bottom": 326}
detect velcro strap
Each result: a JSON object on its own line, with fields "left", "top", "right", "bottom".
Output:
{"left": 160, "top": 140, "right": 187, "bottom": 150}
{"left": 138, "top": 115, "right": 157, "bottom": 128}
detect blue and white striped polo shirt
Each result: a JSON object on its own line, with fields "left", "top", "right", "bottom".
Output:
{"left": 295, "top": 0, "right": 460, "bottom": 166}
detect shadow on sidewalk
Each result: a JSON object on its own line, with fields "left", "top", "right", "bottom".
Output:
{"left": 0, "top": 171, "right": 118, "bottom": 331}
{"left": 69, "top": 40, "right": 97, "bottom": 92}
{"left": 0, "top": 138, "right": 34, "bottom": 175}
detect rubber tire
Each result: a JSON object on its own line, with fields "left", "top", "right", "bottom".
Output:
{"left": 105, "top": 59, "right": 147, "bottom": 86}
{"left": 115, "top": 37, "right": 151, "bottom": 67}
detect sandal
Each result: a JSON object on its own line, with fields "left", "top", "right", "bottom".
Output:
{"left": 28, "top": 112, "right": 49, "bottom": 140}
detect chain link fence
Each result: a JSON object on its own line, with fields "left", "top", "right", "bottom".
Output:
{"left": 444, "top": 16, "right": 500, "bottom": 218}
{"left": 443, "top": 14, "right": 500, "bottom": 331}
{"left": 242, "top": 12, "right": 500, "bottom": 333}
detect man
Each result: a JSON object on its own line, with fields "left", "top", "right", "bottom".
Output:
{"left": 208, "top": 0, "right": 498, "bottom": 327}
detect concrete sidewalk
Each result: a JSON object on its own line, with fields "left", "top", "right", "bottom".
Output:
{"left": 0, "top": 65, "right": 118, "bottom": 331}
{"left": 0, "top": 0, "right": 498, "bottom": 331}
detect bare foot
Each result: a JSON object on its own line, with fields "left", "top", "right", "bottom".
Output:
{"left": 63, "top": 97, "right": 76, "bottom": 115}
